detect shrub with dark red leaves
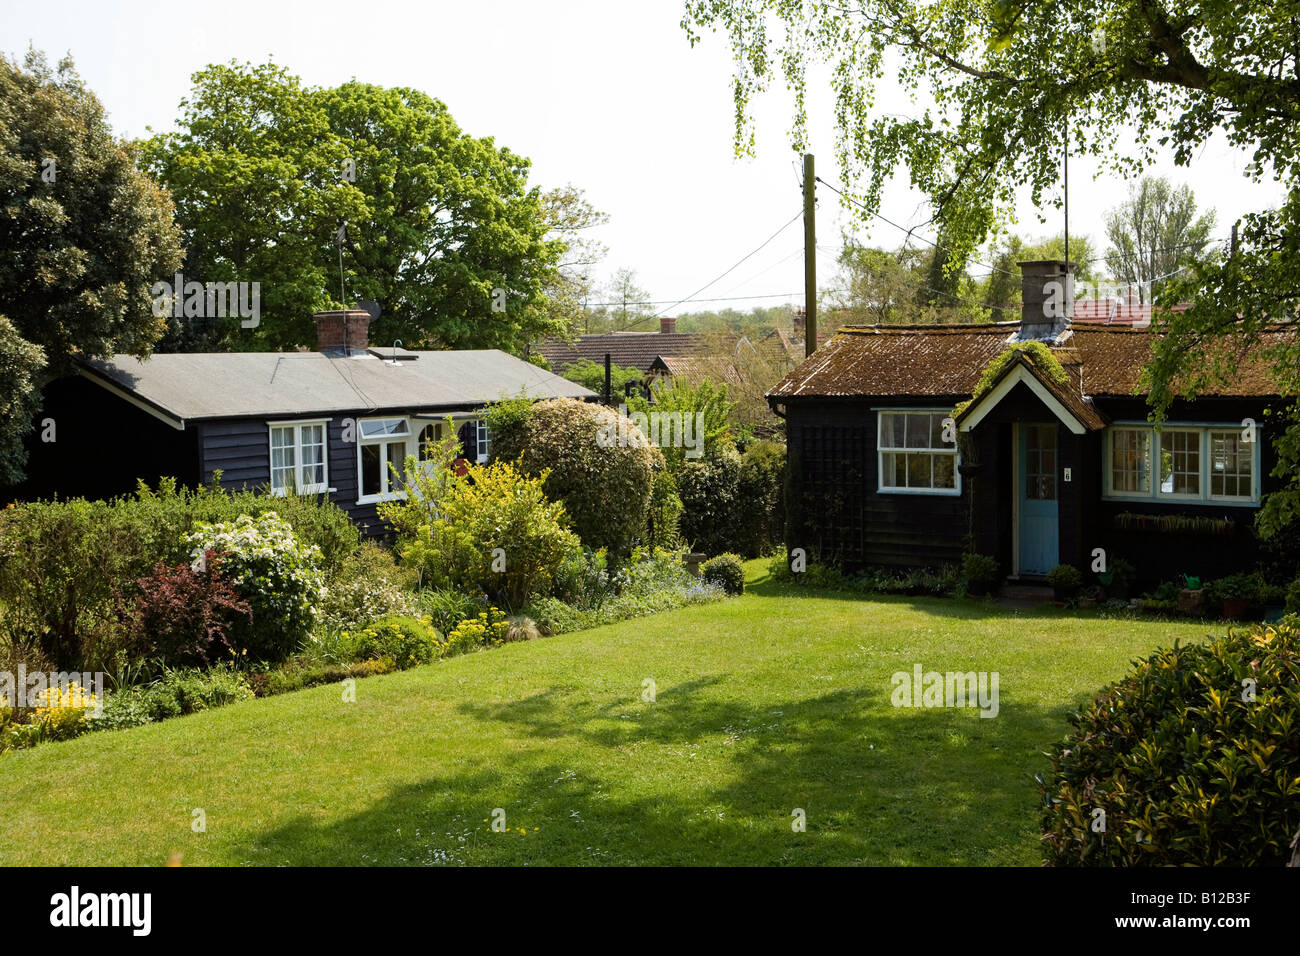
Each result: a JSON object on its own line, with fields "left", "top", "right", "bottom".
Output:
{"left": 116, "top": 557, "right": 252, "bottom": 667}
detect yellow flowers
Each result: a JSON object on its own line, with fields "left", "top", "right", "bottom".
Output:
{"left": 32, "top": 681, "right": 98, "bottom": 740}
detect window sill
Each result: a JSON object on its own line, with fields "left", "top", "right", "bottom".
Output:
{"left": 877, "top": 486, "right": 961, "bottom": 497}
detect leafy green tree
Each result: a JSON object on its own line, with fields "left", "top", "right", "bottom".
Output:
{"left": 0, "top": 50, "right": 182, "bottom": 482}
{"left": 143, "top": 63, "right": 567, "bottom": 352}
{"left": 628, "top": 378, "right": 736, "bottom": 471}
{"left": 1104, "top": 176, "right": 1219, "bottom": 303}
{"left": 561, "top": 358, "right": 643, "bottom": 396}
{"left": 541, "top": 184, "right": 609, "bottom": 335}
{"left": 589, "top": 267, "right": 655, "bottom": 332}
{"left": 140, "top": 62, "right": 359, "bottom": 351}
{"left": 682, "top": 0, "right": 1300, "bottom": 536}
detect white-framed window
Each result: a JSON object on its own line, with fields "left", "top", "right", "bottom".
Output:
{"left": 1208, "top": 429, "right": 1256, "bottom": 501}
{"left": 456, "top": 418, "right": 491, "bottom": 464}
{"left": 417, "top": 421, "right": 444, "bottom": 460}
{"left": 357, "top": 417, "right": 411, "bottom": 503}
{"left": 268, "top": 420, "right": 329, "bottom": 495}
{"left": 1158, "top": 428, "right": 1202, "bottom": 499}
{"left": 1107, "top": 427, "right": 1152, "bottom": 497}
{"left": 876, "top": 410, "right": 959, "bottom": 495}
{"left": 1104, "top": 423, "right": 1260, "bottom": 505}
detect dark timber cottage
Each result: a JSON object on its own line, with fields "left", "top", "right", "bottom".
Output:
{"left": 11, "top": 310, "right": 595, "bottom": 533}
{"left": 767, "top": 261, "right": 1290, "bottom": 586}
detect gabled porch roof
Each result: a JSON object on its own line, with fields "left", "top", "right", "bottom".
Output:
{"left": 954, "top": 352, "right": 1108, "bottom": 435}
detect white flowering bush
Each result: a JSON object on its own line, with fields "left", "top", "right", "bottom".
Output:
{"left": 317, "top": 542, "right": 418, "bottom": 632}
{"left": 186, "top": 512, "right": 324, "bottom": 662}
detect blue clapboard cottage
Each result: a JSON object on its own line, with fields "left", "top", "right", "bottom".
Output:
{"left": 767, "top": 261, "right": 1291, "bottom": 588}
{"left": 11, "top": 310, "right": 595, "bottom": 534}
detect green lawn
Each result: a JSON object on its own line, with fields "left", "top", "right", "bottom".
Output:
{"left": 0, "top": 561, "right": 1210, "bottom": 866}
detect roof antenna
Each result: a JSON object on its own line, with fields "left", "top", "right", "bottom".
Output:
{"left": 336, "top": 220, "right": 348, "bottom": 308}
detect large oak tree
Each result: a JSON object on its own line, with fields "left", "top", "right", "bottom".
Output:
{"left": 143, "top": 62, "right": 570, "bottom": 353}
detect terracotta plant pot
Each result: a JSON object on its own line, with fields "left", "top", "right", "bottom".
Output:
{"left": 1222, "top": 597, "right": 1251, "bottom": 620}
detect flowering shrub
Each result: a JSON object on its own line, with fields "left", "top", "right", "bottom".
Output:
{"left": 386, "top": 460, "right": 583, "bottom": 610}
{"left": 317, "top": 542, "right": 418, "bottom": 632}
{"left": 116, "top": 561, "right": 253, "bottom": 667}
{"left": 186, "top": 513, "right": 324, "bottom": 662}
{"left": 31, "top": 681, "right": 98, "bottom": 741}
{"left": 445, "top": 609, "right": 510, "bottom": 656}
{"left": 345, "top": 615, "right": 443, "bottom": 669}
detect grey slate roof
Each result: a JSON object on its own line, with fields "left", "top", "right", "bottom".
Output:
{"left": 79, "top": 349, "right": 596, "bottom": 426}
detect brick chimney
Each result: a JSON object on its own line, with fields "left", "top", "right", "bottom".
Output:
{"left": 1016, "top": 260, "right": 1074, "bottom": 342}
{"left": 315, "top": 309, "right": 371, "bottom": 354}
{"left": 793, "top": 307, "right": 806, "bottom": 339}
{"left": 660, "top": 316, "right": 676, "bottom": 334}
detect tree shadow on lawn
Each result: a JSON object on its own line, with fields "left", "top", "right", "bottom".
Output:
{"left": 254, "top": 680, "right": 1070, "bottom": 866}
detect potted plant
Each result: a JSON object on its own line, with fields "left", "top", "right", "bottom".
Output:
{"left": 1046, "top": 564, "right": 1083, "bottom": 603}
{"left": 1097, "top": 557, "right": 1138, "bottom": 601}
{"left": 960, "top": 553, "right": 1001, "bottom": 597}
{"left": 1205, "top": 573, "right": 1260, "bottom": 620}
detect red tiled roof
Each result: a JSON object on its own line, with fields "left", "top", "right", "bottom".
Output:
{"left": 536, "top": 332, "right": 705, "bottom": 373}
{"left": 1069, "top": 299, "right": 1190, "bottom": 325}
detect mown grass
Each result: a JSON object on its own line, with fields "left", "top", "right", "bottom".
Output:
{"left": 0, "top": 560, "right": 1211, "bottom": 866}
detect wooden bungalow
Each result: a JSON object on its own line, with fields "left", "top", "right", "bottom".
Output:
{"left": 8, "top": 310, "right": 595, "bottom": 534}
{"left": 767, "top": 261, "right": 1290, "bottom": 586}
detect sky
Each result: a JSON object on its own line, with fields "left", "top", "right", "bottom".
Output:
{"left": 3, "top": 0, "right": 1289, "bottom": 319}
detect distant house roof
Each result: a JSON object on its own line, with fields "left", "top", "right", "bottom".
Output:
{"left": 535, "top": 332, "right": 705, "bottom": 373}
{"left": 649, "top": 354, "right": 747, "bottom": 389}
{"left": 1069, "top": 299, "right": 1190, "bottom": 325}
{"left": 767, "top": 322, "right": 1291, "bottom": 402}
{"left": 79, "top": 350, "right": 596, "bottom": 428}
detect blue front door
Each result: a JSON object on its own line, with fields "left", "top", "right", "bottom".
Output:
{"left": 1018, "top": 424, "right": 1059, "bottom": 576}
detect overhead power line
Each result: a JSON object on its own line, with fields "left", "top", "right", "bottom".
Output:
{"left": 614, "top": 211, "right": 804, "bottom": 329}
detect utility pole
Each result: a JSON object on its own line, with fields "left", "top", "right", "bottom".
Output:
{"left": 803, "top": 153, "right": 817, "bottom": 359}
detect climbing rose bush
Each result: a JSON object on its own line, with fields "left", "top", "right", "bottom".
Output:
{"left": 186, "top": 512, "right": 323, "bottom": 662}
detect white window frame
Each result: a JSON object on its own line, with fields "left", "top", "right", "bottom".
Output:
{"left": 1102, "top": 422, "right": 1261, "bottom": 506}
{"left": 1105, "top": 426, "right": 1153, "bottom": 499}
{"left": 1207, "top": 428, "right": 1259, "bottom": 503}
{"left": 1156, "top": 427, "right": 1205, "bottom": 501}
{"left": 356, "top": 416, "right": 413, "bottom": 505}
{"left": 267, "top": 419, "right": 330, "bottom": 496}
{"left": 875, "top": 409, "right": 961, "bottom": 496}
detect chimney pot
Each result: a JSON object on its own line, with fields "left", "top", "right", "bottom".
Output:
{"left": 315, "top": 309, "right": 372, "bottom": 354}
